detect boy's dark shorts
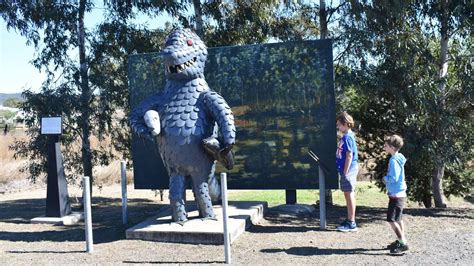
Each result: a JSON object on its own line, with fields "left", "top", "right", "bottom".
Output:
{"left": 387, "top": 197, "right": 406, "bottom": 222}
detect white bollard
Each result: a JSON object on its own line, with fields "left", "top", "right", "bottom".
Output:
{"left": 121, "top": 160, "right": 128, "bottom": 225}
{"left": 220, "top": 173, "right": 231, "bottom": 264}
{"left": 83, "top": 176, "right": 93, "bottom": 253}
{"left": 319, "top": 166, "right": 326, "bottom": 230}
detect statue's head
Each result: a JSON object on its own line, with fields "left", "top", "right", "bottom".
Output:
{"left": 160, "top": 28, "right": 207, "bottom": 80}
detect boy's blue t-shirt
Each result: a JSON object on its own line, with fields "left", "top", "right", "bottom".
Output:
{"left": 336, "top": 130, "right": 358, "bottom": 174}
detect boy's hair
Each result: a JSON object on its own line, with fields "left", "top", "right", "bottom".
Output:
{"left": 336, "top": 111, "right": 355, "bottom": 128}
{"left": 384, "top": 134, "right": 404, "bottom": 151}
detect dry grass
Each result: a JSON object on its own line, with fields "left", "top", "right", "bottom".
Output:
{"left": 0, "top": 131, "right": 29, "bottom": 185}
{"left": 87, "top": 135, "right": 133, "bottom": 186}
{"left": 94, "top": 160, "right": 134, "bottom": 186}
{"left": 0, "top": 130, "right": 132, "bottom": 188}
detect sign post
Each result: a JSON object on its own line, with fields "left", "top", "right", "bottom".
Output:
{"left": 41, "top": 117, "right": 71, "bottom": 217}
{"left": 221, "top": 173, "right": 231, "bottom": 264}
{"left": 308, "top": 150, "right": 327, "bottom": 229}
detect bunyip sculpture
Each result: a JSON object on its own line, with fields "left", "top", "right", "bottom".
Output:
{"left": 130, "top": 28, "right": 236, "bottom": 224}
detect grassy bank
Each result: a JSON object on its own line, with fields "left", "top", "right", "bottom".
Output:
{"left": 228, "top": 181, "right": 471, "bottom": 208}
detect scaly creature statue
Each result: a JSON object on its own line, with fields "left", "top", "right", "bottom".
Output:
{"left": 130, "top": 28, "right": 236, "bottom": 224}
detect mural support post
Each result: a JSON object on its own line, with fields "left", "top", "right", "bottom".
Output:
{"left": 285, "top": 190, "right": 297, "bottom": 204}
{"left": 319, "top": 165, "right": 327, "bottom": 229}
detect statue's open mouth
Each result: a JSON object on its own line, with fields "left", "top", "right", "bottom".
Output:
{"left": 167, "top": 57, "right": 197, "bottom": 73}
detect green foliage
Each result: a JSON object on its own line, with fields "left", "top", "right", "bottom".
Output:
{"left": 1, "top": 1, "right": 172, "bottom": 185}
{"left": 201, "top": 1, "right": 319, "bottom": 46}
{"left": 1, "top": 0, "right": 322, "bottom": 186}
{"left": 2, "top": 97, "right": 22, "bottom": 108}
{"left": 2, "top": 1, "right": 471, "bottom": 208}
{"left": 334, "top": 0, "right": 473, "bottom": 206}
{"left": 0, "top": 110, "right": 16, "bottom": 121}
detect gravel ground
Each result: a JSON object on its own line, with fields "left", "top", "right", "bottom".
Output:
{"left": 1, "top": 184, "right": 473, "bottom": 265}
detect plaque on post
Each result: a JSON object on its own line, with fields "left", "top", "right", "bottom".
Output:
{"left": 41, "top": 117, "right": 71, "bottom": 217}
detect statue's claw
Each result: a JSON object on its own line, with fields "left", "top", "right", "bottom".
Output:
{"left": 176, "top": 219, "right": 189, "bottom": 226}
{"left": 219, "top": 145, "right": 234, "bottom": 170}
{"left": 202, "top": 138, "right": 234, "bottom": 170}
{"left": 201, "top": 215, "right": 218, "bottom": 221}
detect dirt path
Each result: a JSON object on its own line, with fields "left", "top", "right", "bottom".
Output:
{"left": 1, "top": 184, "right": 473, "bottom": 264}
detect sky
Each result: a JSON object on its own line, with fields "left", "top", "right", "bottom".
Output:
{"left": 0, "top": 20, "right": 44, "bottom": 94}
{"left": 0, "top": 4, "right": 174, "bottom": 94}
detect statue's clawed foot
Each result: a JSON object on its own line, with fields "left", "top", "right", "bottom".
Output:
{"left": 201, "top": 215, "right": 218, "bottom": 221}
{"left": 175, "top": 218, "right": 189, "bottom": 226}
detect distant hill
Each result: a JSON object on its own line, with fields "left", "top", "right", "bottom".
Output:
{"left": 0, "top": 93, "right": 22, "bottom": 105}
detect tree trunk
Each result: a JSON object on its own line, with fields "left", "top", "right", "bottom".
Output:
{"left": 192, "top": 0, "right": 204, "bottom": 38}
{"left": 319, "top": 0, "right": 333, "bottom": 205}
{"left": 422, "top": 193, "right": 432, "bottom": 208}
{"left": 432, "top": 0, "right": 449, "bottom": 208}
{"left": 432, "top": 158, "right": 447, "bottom": 208}
{"left": 319, "top": 0, "right": 328, "bottom": 39}
{"left": 78, "top": 0, "right": 93, "bottom": 198}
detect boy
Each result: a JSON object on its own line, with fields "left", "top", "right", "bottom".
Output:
{"left": 335, "top": 112, "right": 359, "bottom": 232}
{"left": 383, "top": 134, "right": 408, "bottom": 254}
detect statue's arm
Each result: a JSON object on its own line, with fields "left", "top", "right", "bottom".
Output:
{"left": 129, "top": 92, "right": 163, "bottom": 139}
{"left": 202, "top": 90, "right": 236, "bottom": 147}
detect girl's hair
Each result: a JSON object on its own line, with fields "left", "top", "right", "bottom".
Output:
{"left": 336, "top": 111, "right": 355, "bottom": 128}
{"left": 384, "top": 134, "right": 404, "bottom": 151}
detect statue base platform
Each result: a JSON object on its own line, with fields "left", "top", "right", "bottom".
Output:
{"left": 30, "top": 212, "right": 83, "bottom": 226}
{"left": 126, "top": 201, "right": 267, "bottom": 244}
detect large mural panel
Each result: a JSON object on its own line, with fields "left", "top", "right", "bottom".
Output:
{"left": 129, "top": 39, "right": 337, "bottom": 189}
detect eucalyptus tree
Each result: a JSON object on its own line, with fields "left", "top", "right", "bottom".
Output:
{"left": 334, "top": 0, "right": 472, "bottom": 207}
{"left": 1, "top": 0, "right": 93, "bottom": 187}
{"left": 1, "top": 0, "right": 177, "bottom": 196}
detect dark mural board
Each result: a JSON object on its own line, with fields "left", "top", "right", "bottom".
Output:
{"left": 129, "top": 39, "right": 337, "bottom": 190}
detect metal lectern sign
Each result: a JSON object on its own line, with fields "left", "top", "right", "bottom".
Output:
{"left": 129, "top": 40, "right": 337, "bottom": 190}
{"left": 41, "top": 116, "right": 71, "bottom": 217}
{"left": 41, "top": 117, "right": 62, "bottom": 135}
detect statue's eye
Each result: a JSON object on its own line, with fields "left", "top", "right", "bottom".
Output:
{"left": 187, "top": 39, "right": 193, "bottom": 46}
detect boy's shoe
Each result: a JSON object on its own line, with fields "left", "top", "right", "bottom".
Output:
{"left": 390, "top": 241, "right": 409, "bottom": 254}
{"left": 386, "top": 240, "right": 400, "bottom": 250}
{"left": 336, "top": 220, "right": 358, "bottom": 232}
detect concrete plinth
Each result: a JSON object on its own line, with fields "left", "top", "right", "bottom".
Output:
{"left": 126, "top": 201, "right": 267, "bottom": 244}
{"left": 30, "top": 212, "right": 83, "bottom": 225}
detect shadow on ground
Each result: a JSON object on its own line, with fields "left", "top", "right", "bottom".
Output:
{"left": 247, "top": 203, "right": 473, "bottom": 234}
{"left": 1, "top": 197, "right": 472, "bottom": 245}
{"left": 122, "top": 260, "right": 222, "bottom": 264}
{"left": 261, "top": 246, "right": 387, "bottom": 256}
{"left": 0, "top": 197, "right": 165, "bottom": 244}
